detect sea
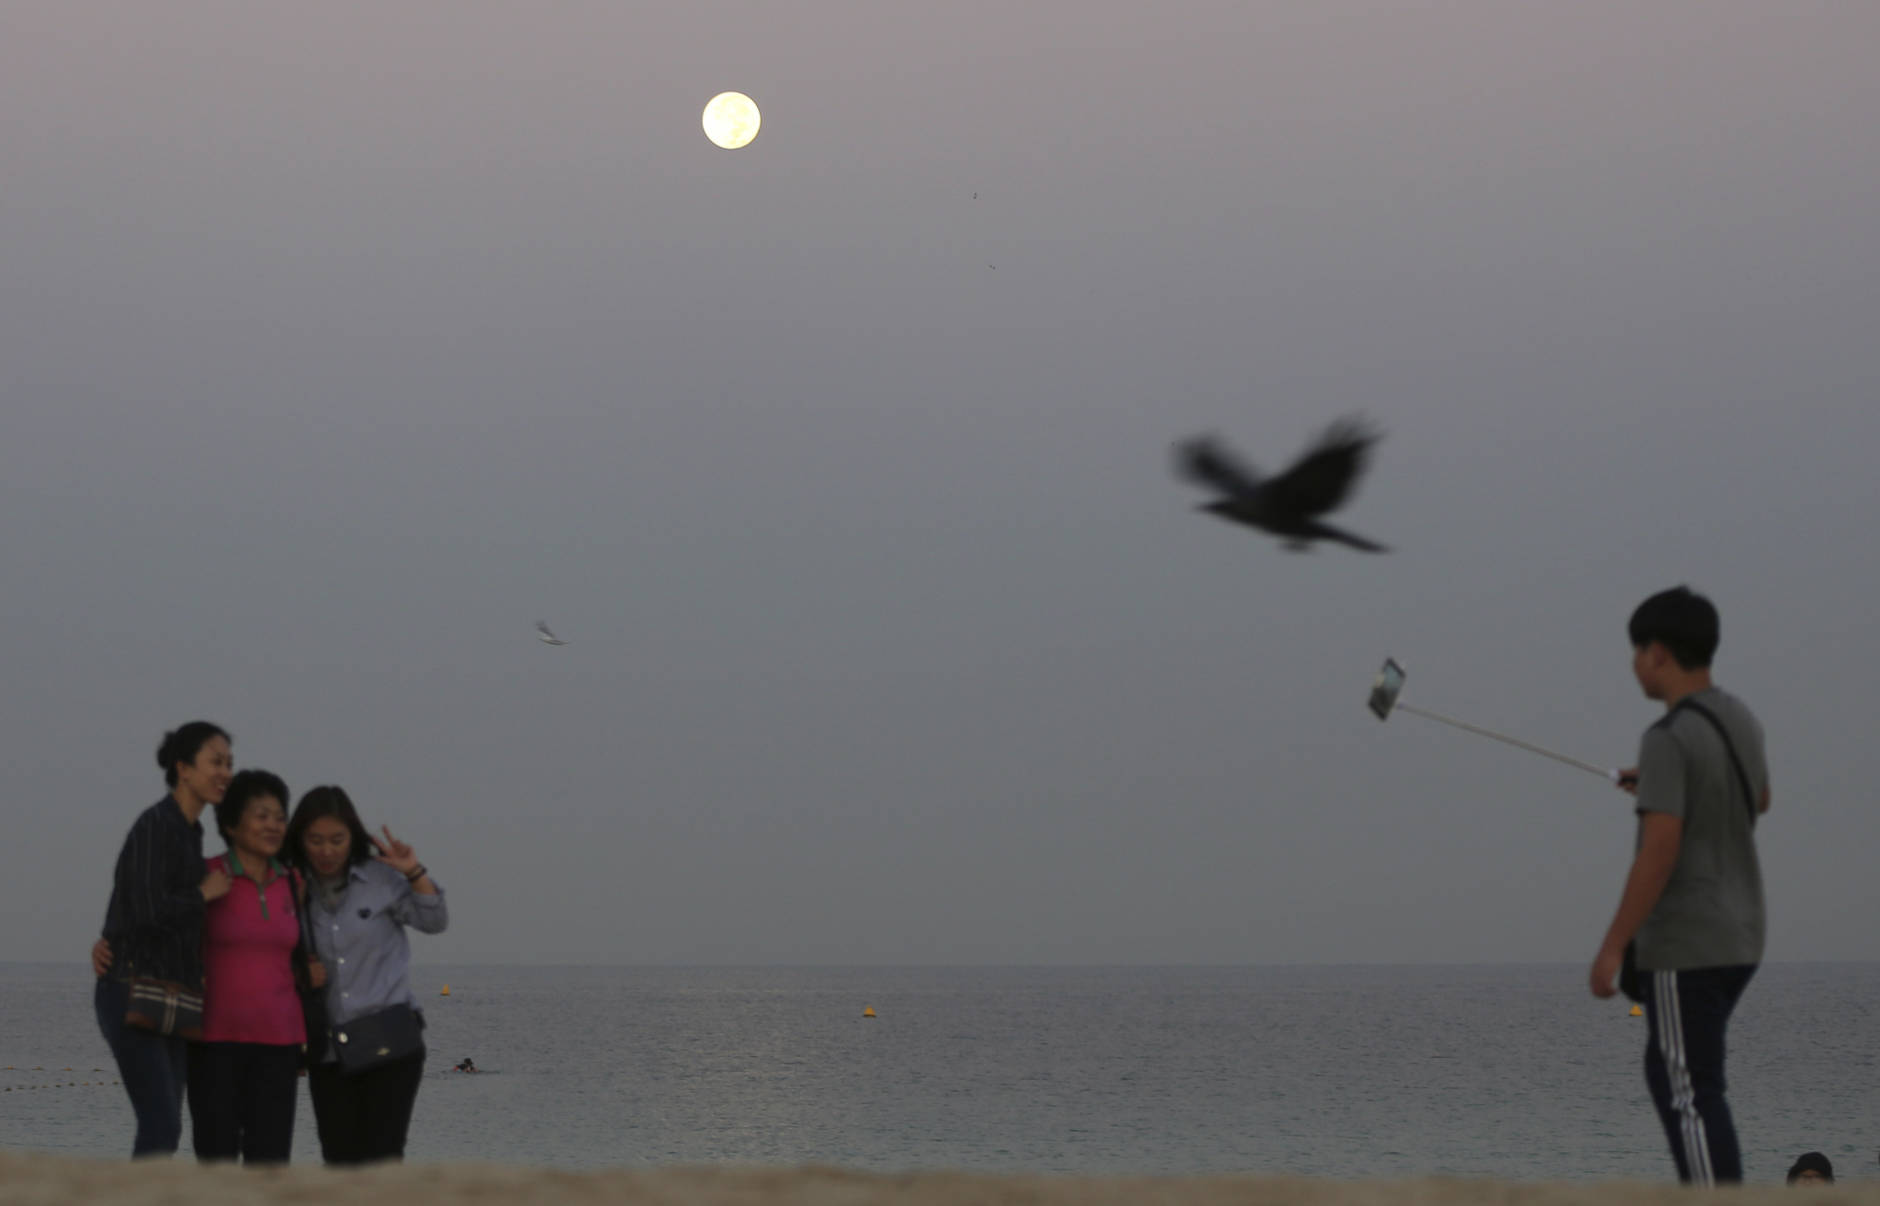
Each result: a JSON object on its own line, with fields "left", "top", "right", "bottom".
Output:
{"left": 2, "top": 962, "right": 1874, "bottom": 1183}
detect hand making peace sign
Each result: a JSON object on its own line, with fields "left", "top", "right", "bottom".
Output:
{"left": 370, "top": 825, "right": 421, "bottom": 877}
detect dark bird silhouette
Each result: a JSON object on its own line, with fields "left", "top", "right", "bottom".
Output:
{"left": 1176, "top": 417, "right": 1388, "bottom": 552}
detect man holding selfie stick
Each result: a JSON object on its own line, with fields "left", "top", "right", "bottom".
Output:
{"left": 1589, "top": 586, "right": 1770, "bottom": 1186}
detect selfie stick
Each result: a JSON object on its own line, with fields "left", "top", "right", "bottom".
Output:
{"left": 1369, "top": 658, "right": 1622, "bottom": 783}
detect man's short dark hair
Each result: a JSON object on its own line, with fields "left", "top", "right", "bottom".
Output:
{"left": 215, "top": 769, "right": 290, "bottom": 842}
{"left": 1628, "top": 586, "right": 1719, "bottom": 670}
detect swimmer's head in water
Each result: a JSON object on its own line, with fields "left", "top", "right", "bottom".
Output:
{"left": 1787, "top": 1152, "right": 1833, "bottom": 1184}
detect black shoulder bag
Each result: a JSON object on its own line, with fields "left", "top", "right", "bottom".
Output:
{"left": 333, "top": 1003, "right": 424, "bottom": 1075}
{"left": 1619, "top": 699, "right": 1759, "bottom": 1003}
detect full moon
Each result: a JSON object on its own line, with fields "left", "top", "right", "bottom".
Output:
{"left": 702, "top": 91, "right": 761, "bottom": 150}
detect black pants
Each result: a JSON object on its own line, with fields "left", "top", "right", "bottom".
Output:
{"left": 186, "top": 1041, "right": 300, "bottom": 1163}
{"left": 307, "top": 1048, "right": 425, "bottom": 1165}
{"left": 1642, "top": 964, "right": 1756, "bottom": 1185}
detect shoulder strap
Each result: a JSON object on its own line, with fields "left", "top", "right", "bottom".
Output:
{"left": 1667, "top": 698, "right": 1759, "bottom": 826}
{"left": 291, "top": 870, "right": 317, "bottom": 971}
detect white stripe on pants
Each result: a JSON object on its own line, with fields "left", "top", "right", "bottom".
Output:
{"left": 1653, "top": 969, "right": 1713, "bottom": 1185}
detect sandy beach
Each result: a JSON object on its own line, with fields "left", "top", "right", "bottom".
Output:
{"left": 1, "top": 1152, "right": 1873, "bottom": 1206}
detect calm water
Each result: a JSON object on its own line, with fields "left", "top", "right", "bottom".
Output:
{"left": 3, "top": 963, "right": 1874, "bottom": 1182}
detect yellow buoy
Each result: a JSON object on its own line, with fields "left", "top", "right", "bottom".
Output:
{"left": 440, "top": 984, "right": 451, "bottom": 996}
{"left": 862, "top": 1006, "right": 876, "bottom": 1018}
{"left": 1629, "top": 1004, "right": 1643, "bottom": 1017}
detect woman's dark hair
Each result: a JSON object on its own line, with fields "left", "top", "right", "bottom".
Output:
{"left": 214, "top": 769, "right": 290, "bottom": 841}
{"left": 285, "top": 785, "right": 374, "bottom": 870}
{"left": 156, "top": 722, "right": 231, "bottom": 789}
{"left": 1627, "top": 585, "right": 1719, "bottom": 670}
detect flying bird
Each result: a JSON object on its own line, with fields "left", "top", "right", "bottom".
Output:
{"left": 535, "top": 621, "right": 568, "bottom": 646}
{"left": 1175, "top": 417, "right": 1388, "bottom": 552}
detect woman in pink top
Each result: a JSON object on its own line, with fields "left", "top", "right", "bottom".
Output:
{"left": 186, "top": 768, "right": 309, "bottom": 1163}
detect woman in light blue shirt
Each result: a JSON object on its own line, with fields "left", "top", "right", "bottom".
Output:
{"left": 285, "top": 785, "right": 447, "bottom": 1166}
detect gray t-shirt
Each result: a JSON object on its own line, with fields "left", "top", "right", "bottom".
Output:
{"left": 1633, "top": 686, "right": 1767, "bottom": 971}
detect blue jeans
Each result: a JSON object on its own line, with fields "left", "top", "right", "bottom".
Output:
{"left": 94, "top": 976, "right": 190, "bottom": 1157}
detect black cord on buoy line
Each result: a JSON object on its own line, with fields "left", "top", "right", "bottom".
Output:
{"left": 2, "top": 1066, "right": 118, "bottom": 1092}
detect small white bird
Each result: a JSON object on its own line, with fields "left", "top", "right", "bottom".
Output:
{"left": 535, "top": 621, "right": 568, "bottom": 646}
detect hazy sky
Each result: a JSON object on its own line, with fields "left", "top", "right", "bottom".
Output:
{"left": 4, "top": 2, "right": 1876, "bottom": 965}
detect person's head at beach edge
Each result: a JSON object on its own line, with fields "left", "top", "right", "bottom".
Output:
{"left": 1629, "top": 586, "right": 1718, "bottom": 702}
{"left": 286, "top": 785, "right": 373, "bottom": 878}
{"left": 157, "top": 721, "right": 232, "bottom": 808}
{"left": 1786, "top": 1152, "right": 1833, "bottom": 1185}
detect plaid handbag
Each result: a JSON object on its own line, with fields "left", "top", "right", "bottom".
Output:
{"left": 124, "top": 976, "right": 204, "bottom": 1040}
